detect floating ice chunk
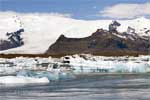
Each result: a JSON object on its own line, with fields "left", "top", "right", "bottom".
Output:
{"left": 17, "top": 70, "right": 75, "bottom": 81}
{"left": 37, "top": 71, "right": 59, "bottom": 81}
{"left": 72, "top": 62, "right": 150, "bottom": 73}
{"left": 110, "top": 61, "right": 150, "bottom": 73}
{"left": 59, "top": 72, "right": 75, "bottom": 80}
{"left": 17, "top": 70, "right": 58, "bottom": 81}
{"left": 0, "top": 76, "right": 49, "bottom": 84}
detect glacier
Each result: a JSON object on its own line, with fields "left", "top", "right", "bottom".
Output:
{"left": 0, "top": 12, "right": 149, "bottom": 54}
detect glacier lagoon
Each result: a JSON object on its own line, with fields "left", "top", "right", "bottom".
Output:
{"left": 1, "top": 73, "right": 150, "bottom": 100}
{"left": 0, "top": 55, "right": 150, "bottom": 100}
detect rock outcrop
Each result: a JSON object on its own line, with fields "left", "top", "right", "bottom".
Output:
{"left": 0, "top": 29, "right": 24, "bottom": 51}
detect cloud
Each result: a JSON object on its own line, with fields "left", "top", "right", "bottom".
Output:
{"left": 99, "top": 3, "right": 150, "bottom": 19}
{"left": 47, "top": 12, "right": 72, "bottom": 18}
{"left": 0, "top": 11, "right": 72, "bottom": 18}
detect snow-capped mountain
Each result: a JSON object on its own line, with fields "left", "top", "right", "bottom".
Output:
{"left": 0, "top": 12, "right": 149, "bottom": 54}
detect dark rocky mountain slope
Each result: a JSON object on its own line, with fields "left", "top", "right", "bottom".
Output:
{"left": 0, "top": 29, "right": 24, "bottom": 51}
{"left": 46, "top": 29, "right": 150, "bottom": 56}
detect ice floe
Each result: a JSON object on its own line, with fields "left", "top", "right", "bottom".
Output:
{"left": 0, "top": 54, "right": 149, "bottom": 84}
{"left": 0, "top": 76, "right": 49, "bottom": 84}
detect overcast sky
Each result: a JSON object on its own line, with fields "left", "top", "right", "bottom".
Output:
{"left": 0, "top": 0, "right": 150, "bottom": 20}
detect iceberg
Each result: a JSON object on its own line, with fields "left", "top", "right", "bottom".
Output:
{"left": 17, "top": 70, "right": 75, "bottom": 81}
{"left": 63, "top": 55, "right": 150, "bottom": 73}
{"left": 72, "top": 61, "right": 150, "bottom": 73}
{"left": 0, "top": 76, "right": 49, "bottom": 84}
{"left": 0, "top": 55, "right": 149, "bottom": 76}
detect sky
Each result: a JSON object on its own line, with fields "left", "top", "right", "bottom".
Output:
{"left": 0, "top": 0, "right": 150, "bottom": 20}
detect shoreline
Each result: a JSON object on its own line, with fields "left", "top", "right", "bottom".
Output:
{"left": 0, "top": 53, "right": 149, "bottom": 58}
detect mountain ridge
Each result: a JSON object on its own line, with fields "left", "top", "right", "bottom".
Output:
{"left": 45, "top": 29, "right": 150, "bottom": 56}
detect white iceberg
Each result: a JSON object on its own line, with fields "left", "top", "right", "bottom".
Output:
{"left": 0, "top": 76, "right": 49, "bottom": 84}
{"left": 62, "top": 55, "right": 150, "bottom": 73}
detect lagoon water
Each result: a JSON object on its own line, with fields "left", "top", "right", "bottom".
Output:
{"left": 1, "top": 73, "right": 150, "bottom": 100}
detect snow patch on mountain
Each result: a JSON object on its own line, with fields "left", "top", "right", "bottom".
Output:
{"left": 0, "top": 12, "right": 149, "bottom": 54}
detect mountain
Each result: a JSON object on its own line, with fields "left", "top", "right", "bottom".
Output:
{"left": 0, "top": 12, "right": 149, "bottom": 54}
{"left": 45, "top": 29, "right": 150, "bottom": 56}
